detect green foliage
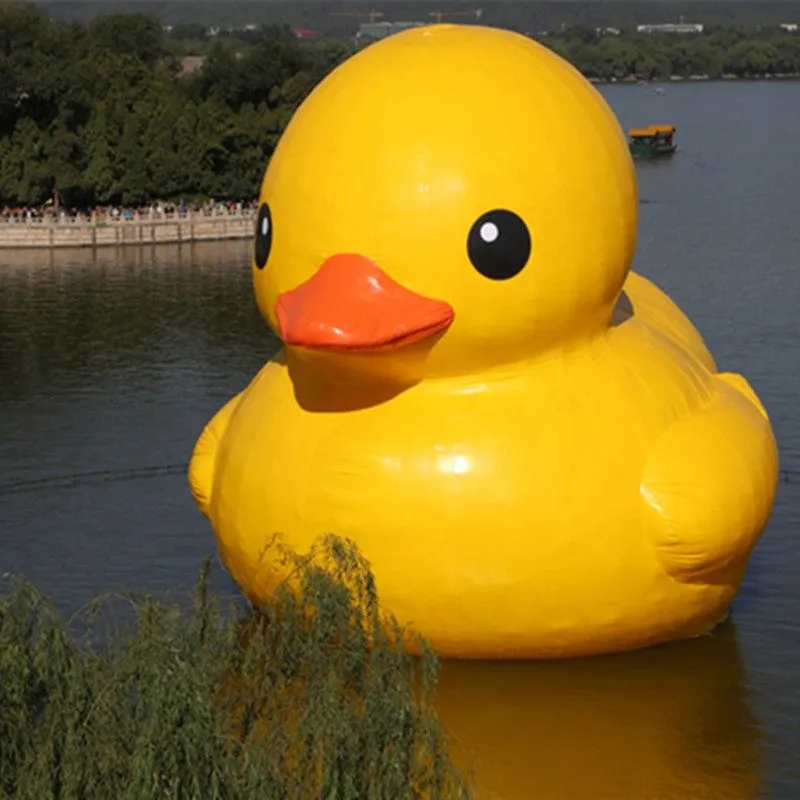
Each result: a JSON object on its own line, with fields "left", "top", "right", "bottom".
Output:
{"left": 550, "top": 28, "right": 800, "bottom": 81}
{"left": 2, "top": 2, "right": 800, "bottom": 207}
{"left": 0, "top": 4, "right": 352, "bottom": 208}
{"left": 86, "top": 12, "right": 164, "bottom": 63}
{"left": 0, "top": 535, "right": 472, "bottom": 799}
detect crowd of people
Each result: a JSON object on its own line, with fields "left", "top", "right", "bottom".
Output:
{"left": 0, "top": 200, "right": 258, "bottom": 224}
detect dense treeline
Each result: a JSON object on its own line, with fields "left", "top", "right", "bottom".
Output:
{"left": 2, "top": 3, "right": 800, "bottom": 208}
{"left": 0, "top": 5, "right": 351, "bottom": 207}
{"left": 548, "top": 26, "right": 800, "bottom": 82}
{"left": 37, "top": 1, "right": 800, "bottom": 37}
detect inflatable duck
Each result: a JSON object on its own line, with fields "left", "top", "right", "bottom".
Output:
{"left": 189, "top": 24, "right": 779, "bottom": 659}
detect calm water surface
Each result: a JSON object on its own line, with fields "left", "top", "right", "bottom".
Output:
{"left": 1, "top": 81, "right": 799, "bottom": 798}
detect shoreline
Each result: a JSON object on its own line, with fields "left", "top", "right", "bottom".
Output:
{"left": 589, "top": 73, "right": 800, "bottom": 84}
{"left": 0, "top": 212, "right": 255, "bottom": 250}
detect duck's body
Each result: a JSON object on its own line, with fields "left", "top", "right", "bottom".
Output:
{"left": 189, "top": 24, "right": 777, "bottom": 658}
{"left": 191, "top": 272, "right": 776, "bottom": 658}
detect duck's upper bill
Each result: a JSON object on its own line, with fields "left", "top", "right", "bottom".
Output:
{"left": 275, "top": 253, "right": 455, "bottom": 351}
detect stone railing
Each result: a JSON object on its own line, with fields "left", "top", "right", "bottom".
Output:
{"left": 0, "top": 207, "right": 257, "bottom": 249}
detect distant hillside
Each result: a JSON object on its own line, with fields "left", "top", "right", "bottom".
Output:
{"left": 35, "top": 1, "right": 800, "bottom": 36}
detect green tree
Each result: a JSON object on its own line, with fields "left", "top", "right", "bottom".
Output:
{"left": 87, "top": 12, "right": 165, "bottom": 64}
{"left": 41, "top": 112, "right": 87, "bottom": 208}
{"left": 724, "top": 40, "right": 779, "bottom": 76}
{"left": 82, "top": 105, "right": 117, "bottom": 204}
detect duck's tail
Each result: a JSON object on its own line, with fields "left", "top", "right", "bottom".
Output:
{"left": 188, "top": 393, "right": 242, "bottom": 520}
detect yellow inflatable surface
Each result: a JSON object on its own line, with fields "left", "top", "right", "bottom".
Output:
{"left": 189, "top": 24, "right": 779, "bottom": 659}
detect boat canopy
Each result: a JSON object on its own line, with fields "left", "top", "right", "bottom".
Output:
{"left": 629, "top": 124, "right": 676, "bottom": 138}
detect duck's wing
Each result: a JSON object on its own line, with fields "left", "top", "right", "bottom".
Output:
{"left": 620, "top": 271, "right": 717, "bottom": 374}
{"left": 640, "top": 376, "right": 778, "bottom": 584}
{"left": 188, "top": 392, "right": 243, "bottom": 519}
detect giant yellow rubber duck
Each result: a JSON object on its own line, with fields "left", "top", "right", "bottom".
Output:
{"left": 189, "top": 24, "right": 779, "bottom": 659}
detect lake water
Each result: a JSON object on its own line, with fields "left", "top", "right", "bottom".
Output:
{"left": 1, "top": 81, "right": 799, "bottom": 798}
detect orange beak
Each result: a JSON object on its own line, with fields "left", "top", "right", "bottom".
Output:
{"left": 275, "top": 254, "right": 455, "bottom": 351}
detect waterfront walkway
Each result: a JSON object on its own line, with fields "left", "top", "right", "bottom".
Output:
{"left": 0, "top": 205, "right": 257, "bottom": 249}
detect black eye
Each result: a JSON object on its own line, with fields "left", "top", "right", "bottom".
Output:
{"left": 467, "top": 209, "right": 531, "bottom": 280}
{"left": 254, "top": 203, "right": 272, "bottom": 270}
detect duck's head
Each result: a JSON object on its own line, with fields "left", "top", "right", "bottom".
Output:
{"left": 254, "top": 24, "right": 637, "bottom": 383}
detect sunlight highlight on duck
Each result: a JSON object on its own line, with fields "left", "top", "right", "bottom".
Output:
{"left": 189, "top": 24, "right": 779, "bottom": 659}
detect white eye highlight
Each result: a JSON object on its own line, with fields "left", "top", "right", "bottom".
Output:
{"left": 479, "top": 221, "right": 499, "bottom": 243}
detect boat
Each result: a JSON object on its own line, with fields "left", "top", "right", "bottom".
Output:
{"left": 628, "top": 125, "right": 677, "bottom": 158}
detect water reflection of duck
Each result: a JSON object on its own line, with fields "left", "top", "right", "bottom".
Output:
{"left": 436, "top": 623, "right": 762, "bottom": 799}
